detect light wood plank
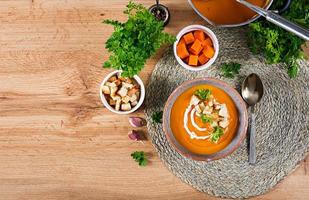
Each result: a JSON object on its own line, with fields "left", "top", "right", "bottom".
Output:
{"left": 0, "top": 0, "right": 307, "bottom": 199}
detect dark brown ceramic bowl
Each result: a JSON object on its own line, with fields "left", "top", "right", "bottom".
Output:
{"left": 163, "top": 78, "right": 248, "bottom": 161}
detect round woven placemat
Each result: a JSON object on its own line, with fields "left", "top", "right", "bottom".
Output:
{"left": 144, "top": 27, "right": 309, "bottom": 198}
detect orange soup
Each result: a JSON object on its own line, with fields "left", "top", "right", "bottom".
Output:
{"left": 170, "top": 85, "right": 238, "bottom": 155}
{"left": 191, "top": 0, "right": 268, "bottom": 25}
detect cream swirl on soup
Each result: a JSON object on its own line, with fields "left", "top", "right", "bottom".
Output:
{"left": 183, "top": 88, "right": 230, "bottom": 143}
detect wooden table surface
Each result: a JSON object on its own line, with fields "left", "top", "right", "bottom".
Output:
{"left": 0, "top": 0, "right": 308, "bottom": 199}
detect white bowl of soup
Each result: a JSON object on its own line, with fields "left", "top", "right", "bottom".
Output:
{"left": 163, "top": 78, "right": 248, "bottom": 161}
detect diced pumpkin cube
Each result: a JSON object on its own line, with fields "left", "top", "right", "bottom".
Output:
{"left": 202, "top": 45, "right": 215, "bottom": 58}
{"left": 183, "top": 32, "right": 195, "bottom": 44}
{"left": 189, "top": 39, "right": 202, "bottom": 55}
{"left": 194, "top": 30, "right": 205, "bottom": 42}
{"left": 178, "top": 37, "right": 186, "bottom": 46}
{"left": 184, "top": 57, "right": 189, "bottom": 64}
{"left": 198, "top": 53, "right": 209, "bottom": 65}
{"left": 187, "top": 43, "right": 193, "bottom": 51}
{"left": 188, "top": 55, "right": 199, "bottom": 66}
{"left": 177, "top": 43, "right": 189, "bottom": 59}
{"left": 202, "top": 38, "right": 213, "bottom": 47}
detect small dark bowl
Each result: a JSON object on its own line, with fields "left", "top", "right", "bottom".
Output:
{"left": 163, "top": 78, "right": 248, "bottom": 161}
{"left": 149, "top": 4, "right": 170, "bottom": 26}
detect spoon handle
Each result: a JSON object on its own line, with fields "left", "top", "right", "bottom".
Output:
{"left": 249, "top": 106, "right": 256, "bottom": 164}
{"left": 266, "top": 12, "right": 309, "bottom": 41}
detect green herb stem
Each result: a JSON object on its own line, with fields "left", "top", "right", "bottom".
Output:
{"left": 103, "top": 1, "right": 175, "bottom": 77}
{"left": 248, "top": 0, "right": 307, "bottom": 78}
{"left": 210, "top": 126, "right": 224, "bottom": 143}
{"left": 194, "top": 89, "right": 211, "bottom": 100}
{"left": 220, "top": 62, "right": 241, "bottom": 78}
{"left": 131, "top": 151, "right": 148, "bottom": 166}
{"left": 152, "top": 111, "right": 163, "bottom": 123}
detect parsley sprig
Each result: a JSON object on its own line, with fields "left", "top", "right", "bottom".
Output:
{"left": 248, "top": 0, "right": 307, "bottom": 78}
{"left": 194, "top": 89, "right": 211, "bottom": 100}
{"left": 131, "top": 151, "right": 148, "bottom": 166}
{"left": 210, "top": 126, "right": 224, "bottom": 143}
{"left": 152, "top": 111, "right": 163, "bottom": 123}
{"left": 220, "top": 62, "right": 241, "bottom": 78}
{"left": 103, "top": 1, "right": 175, "bottom": 77}
{"left": 200, "top": 114, "right": 213, "bottom": 124}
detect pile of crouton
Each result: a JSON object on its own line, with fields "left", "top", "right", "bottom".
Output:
{"left": 190, "top": 94, "right": 229, "bottom": 129}
{"left": 102, "top": 75, "right": 140, "bottom": 111}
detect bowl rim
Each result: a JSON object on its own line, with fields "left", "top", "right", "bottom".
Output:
{"left": 163, "top": 77, "right": 248, "bottom": 161}
{"left": 187, "top": 0, "right": 272, "bottom": 28}
{"left": 99, "top": 70, "right": 145, "bottom": 115}
{"left": 173, "top": 24, "right": 219, "bottom": 71}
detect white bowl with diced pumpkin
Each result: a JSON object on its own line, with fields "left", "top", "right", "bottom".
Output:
{"left": 173, "top": 25, "right": 219, "bottom": 71}
{"left": 100, "top": 70, "right": 145, "bottom": 114}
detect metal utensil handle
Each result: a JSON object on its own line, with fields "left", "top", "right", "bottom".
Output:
{"left": 249, "top": 106, "right": 256, "bottom": 164}
{"left": 266, "top": 12, "right": 309, "bottom": 41}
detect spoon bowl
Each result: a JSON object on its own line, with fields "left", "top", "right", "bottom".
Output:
{"left": 241, "top": 73, "right": 264, "bottom": 164}
{"left": 242, "top": 73, "right": 264, "bottom": 106}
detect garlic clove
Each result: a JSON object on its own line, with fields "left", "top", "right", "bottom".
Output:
{"left": 128, "top": 130, "right": 146, "bottom": 141}
{"left": 129, "top": 117, "right": 146, "bottom": 127}
{"left": 128, "top": 130, "right": 141, "bottom": 141}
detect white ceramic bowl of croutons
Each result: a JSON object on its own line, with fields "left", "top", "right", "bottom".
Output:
{"left": 100, "top": 70, "right": 145, "bottom": 115}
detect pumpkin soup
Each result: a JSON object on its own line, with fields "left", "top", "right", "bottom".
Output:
{"left": 191, "top": 0, "right": 268, "bottom": 25}
{"left": 170, "top": 85, "right": 238, "bottom": 155}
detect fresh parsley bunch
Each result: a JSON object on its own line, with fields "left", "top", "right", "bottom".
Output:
{"left": 200, "top": 114, "right": 213, "bottom": 124}
{"left": 152, "top": 111, "right": 163, "bottom": 123}
{"left": 210, "top": 126, "right": 224, "bottom": 143}
{"left": 194, "top": 89, "right": 211, "bottom": 100}
{"left": 220, "top": 62, "right": 241, "bottom": 78}
{"left": 248, "top": 0, "right": 308, "bottom": 78}
{"left": 103, "top": 1, "right": 176, "bottom": 77}
{"left": 131, "top": 151, "right": 148, "bottom": 166}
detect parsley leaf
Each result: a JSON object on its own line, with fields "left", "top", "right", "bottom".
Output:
{"left": 103, "top": 1, "right": 176, "bottom": 77}
{"left": 131, "top": 151, "right": 148, "bottom": 166}
{"left": 152, "top": 111, "right": 163, "bottom": 123}
{"left": 220, "top": 62, "right": 242, "bottom": 78}
{"left": 287, "top": 60, "right": 299, "bottom": 78}
{"left": 200, "top": 114, "right": 213, "bottom": 124}
{"left": 194, "top": 89, "right": 211, "bottom": 100}
{"left": 248, "top": 0, "right": 307, "bottom": 78}
{"left": 210, "top": 126, "right": 224, "bottom": 143}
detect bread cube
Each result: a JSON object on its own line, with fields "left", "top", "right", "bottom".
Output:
{"left": 117, "top": 86, "right": 128, "bottom": 97}
{"left": 102, "top": 85, "right": 110, "bottom": 94}
{"left": 121, "top": 103, "right": 131, "bottom": 111}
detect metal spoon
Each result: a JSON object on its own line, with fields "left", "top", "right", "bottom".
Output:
{"left": 236, "top": 0, "right": 309, "bottom": 41}
{"left": 241, "top": 73, "right": 264, "bottom": 164}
